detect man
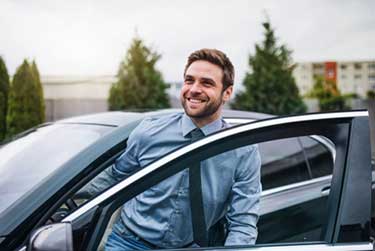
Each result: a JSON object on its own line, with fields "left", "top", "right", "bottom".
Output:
{"left": 97, "top": 49, "right": 261, "bottom": 250}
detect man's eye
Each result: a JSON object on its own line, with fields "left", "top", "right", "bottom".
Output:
{"left": 185, "top": 79, "right": 193, "bottom": 84}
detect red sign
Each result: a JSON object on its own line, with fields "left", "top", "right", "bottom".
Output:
{"left": 325, "top": 62, "right": 337, "bottom": 83}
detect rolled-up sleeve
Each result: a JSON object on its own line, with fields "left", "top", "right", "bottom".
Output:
{"left": 225, "top": 145, "right": 262, "bottom": 246}
{"left": 112, "top": 126, "right": 142, "bottom": 178}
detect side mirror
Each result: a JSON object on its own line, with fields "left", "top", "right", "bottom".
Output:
{"left": 27, "top": 223, "right": 73, "bottom": 251}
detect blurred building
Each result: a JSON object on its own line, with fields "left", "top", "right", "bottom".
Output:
{"left": 168, "top": 82, "right": 183, "bottom": 108}
{"left": 293, "top": 60, "right": 375, "bottom": 97}
{"left": 42, "top": 75, "right": 114, "bottom": 121}
{"left": 42, "top": 76, "right": 183, "bottom": 121}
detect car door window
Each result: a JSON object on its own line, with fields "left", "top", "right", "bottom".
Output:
{"left": 299, "top": 136, "right": 334, "bottom": 178}
{"left": 93, "top": 135, "right": 334, "bottom": 249}
{"left": 259, "top": 136, "right": 334, "bottom": 190}
{"left": 257, "top": 136, "right": 335, "bottom": 243}
{"left": 203, "top": 135, "right": 334, "bottom": 244}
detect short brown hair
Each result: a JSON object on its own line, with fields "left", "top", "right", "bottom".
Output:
{"left": 184, "top": 48, "right": 234, "bottom": 90}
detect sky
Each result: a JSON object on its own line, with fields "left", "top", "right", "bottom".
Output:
{"left": 1, "top": 0, "right": 374, "bottom": 90}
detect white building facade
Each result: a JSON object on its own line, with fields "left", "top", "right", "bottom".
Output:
{"left": 293, "top": 60, "right": 375, "bottom": 97}
{"left": 42, "top": 75, "right": 115, "bottom": 121}
{"left": 41, "top": 76, "right": 183, "bottom": 121}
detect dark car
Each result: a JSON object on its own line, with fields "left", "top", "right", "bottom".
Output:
{"left": 0, "top": 110, "right": 373, "bottom": 251}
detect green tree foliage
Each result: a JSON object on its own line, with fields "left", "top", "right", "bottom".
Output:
{"left": 231, "top": 21, "right": 306, "bottom": 115}
{"left": 6, "top": 60, "right": 44, "bottom": 137}
{"left": 0, "top": 56, "right": 10, "bottom": 141}
{"left": 108, "top": 37, "right": 170, "bottom": 110}
{"left": 31, "top": 60, "right": 45, "bottom": 122}
{"left": 367, "top": 90, "right": 375, "bottom": 100}
{"left": 108, "top": 82, "right": 125, "bottom": 110}
{"left": 307, "top": 76, "right": 350, "bottom": 111}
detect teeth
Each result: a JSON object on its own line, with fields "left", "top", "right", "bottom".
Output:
{"left": 190, "top": 99, "right": 201, "bottom": 103}
{"left": 188, "top": 98, "right": 205, "bottom": 103}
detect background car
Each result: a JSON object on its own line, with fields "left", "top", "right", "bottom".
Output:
{"left": 0, "top": 110, "right": 372, "bottom": 251}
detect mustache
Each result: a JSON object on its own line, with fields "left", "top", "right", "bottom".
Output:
{"left": 184, "top": 94, "right": 208, "bottom": 100}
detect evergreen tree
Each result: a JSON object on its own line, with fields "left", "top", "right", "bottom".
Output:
{"left": 108, "top": 37, "right": 170, "bottom": 110}
{"left": 6, "top": 60, "right": 42, "bottom": 137}
{"left": 31, "top": 60, "right": 45, "bottom": 122}
{"left": 307, "top": 76, "right": 350, "bottom": 111}
{"left": 231, "top": 21, "right": 306, "bottom": 115}
{"left": 108, "top": 82, "right": 125, "bottom": 110}
{"left": 0, "top": 56, "right": 10, "bottom": 141}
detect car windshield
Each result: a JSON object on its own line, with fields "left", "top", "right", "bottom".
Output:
{"left": 0, "top": 123, "right": 113, "bottom": 214}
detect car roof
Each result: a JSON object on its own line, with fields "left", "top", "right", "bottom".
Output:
{"left": 54, "top": 109, "right": 272, "bottom": 127}
{"left": 54, "top": 111, "right": 145, "bottom": 127}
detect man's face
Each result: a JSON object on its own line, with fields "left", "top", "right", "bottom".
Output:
{"left": 180, "top": 60, "right": 232, "bottom": 122}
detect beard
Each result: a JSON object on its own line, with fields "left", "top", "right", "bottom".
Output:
{"left": 181, "top": 94, "right": 223, "bottom": 119}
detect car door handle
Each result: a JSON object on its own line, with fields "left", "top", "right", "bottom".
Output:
{"left": 321, "top": 186, "right": 330, "bottom": 196}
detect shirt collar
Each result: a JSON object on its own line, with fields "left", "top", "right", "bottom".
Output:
{"left": 181, "top": 113, "right": 224, "bottom": 137}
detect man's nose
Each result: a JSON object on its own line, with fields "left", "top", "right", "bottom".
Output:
{"left": 189, "top": 81, "right": 202, "bottom": 93}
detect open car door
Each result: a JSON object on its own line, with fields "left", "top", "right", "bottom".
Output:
{"left": 24, "top": 111, "right": 374, "bottom": 251}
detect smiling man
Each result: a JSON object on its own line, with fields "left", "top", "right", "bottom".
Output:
{"left": 103, "top": 49, "right": 262, "bottom": 250}
{"left": 181, "top": 57, "right": 232, "bottom": 127}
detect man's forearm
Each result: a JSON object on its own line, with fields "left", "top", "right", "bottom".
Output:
{"left": 75, "top": 165, "right": 122, "bottom": 198}
{"left": 225, "top": 226, "right": 258, "bottom": 246}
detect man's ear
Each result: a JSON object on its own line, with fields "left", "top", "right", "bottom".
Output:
{"left": 222, "top": 85, "right": 233, "bottom": 103}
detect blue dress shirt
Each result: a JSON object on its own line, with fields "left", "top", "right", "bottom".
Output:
{"left": 89, "top": 112, "right": 261, "bottom": 248}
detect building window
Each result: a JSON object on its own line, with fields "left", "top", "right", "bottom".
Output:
{"left": 369, "top": 63, "right": 375, "bottom": 70}
{"left": 340, "top": 64, "right": 347, "bottom": 70}
{"left": 313, "top": 64, "right": 324, "bottom": 69}
{"left": 341, "top": 74, "right": 347, "bottom": 79}
{"left": 354, "top": 63, "right": 362, "bottom": 70}
{"left": 354, "top": 74, "right": 362, "bottom": 79}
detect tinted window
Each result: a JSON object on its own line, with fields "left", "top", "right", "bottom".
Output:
{"left": 259, "top": 138, "right": 310, "bottom": 190}
{"left": 194, "top": 135, "right": 334, "bottom": 244}
{"left": 0, "top": 123, "right": 112, "bottom": 214}
{"left": 300, "top": 136, "right": 334, "bottom": 178}
{"left": 259, "top": 136, "right": 334, "bottom": 190}
{"left": 258, "top": 196, "right": 329, "bottom": 243}
{"left": 257, "top": 136, "right": 334, "bottom": 243}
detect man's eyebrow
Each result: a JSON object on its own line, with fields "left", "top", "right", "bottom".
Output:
{"left": 184, "top": 75, "right": 215, "bottom": 84}
{"left": 200, "top": 77, "right": 215, "bottom": 83}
